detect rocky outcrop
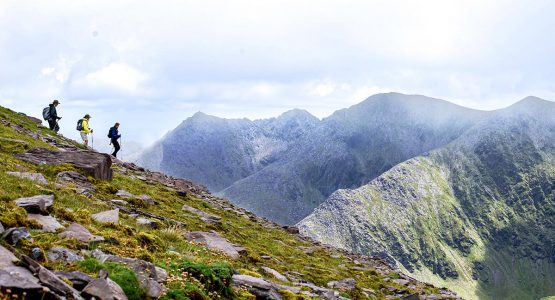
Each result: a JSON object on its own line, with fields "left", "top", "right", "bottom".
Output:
{"left": 27, "top": 214, "right": 63, "bottom": 232}
{"left": 184, "top": 231, "right": 244, "bottom": 259}
{"left": 182, "top": 204, "right": 221, "bottom": 224}
{"left": 92, "top": 209, "right": 120, "bottom": 224}
{"left": 48, "top": 248, "right": 84, "bottom": 263}
{"left": 261, "top": 266, "right": 289, "bottom": 282}
{"left": 17, "top": 147, "right": 113, "bottom": 180}
{"left": 56, "top": 171, "right": 96, "bottom": 195}
{"left": 7, "top": 172, "right": 48, "bottom": 185}
{"left": 15, "top": 194, "right": 54, "bottom": 214}
{"left": 2, "top": 227, "right": 32, "bottom": 245}
{"left": 232, "top": 274, "right": 295, "bottom": 300}
{"left": 82, "top": 269, "right": 128, "bottom": 300}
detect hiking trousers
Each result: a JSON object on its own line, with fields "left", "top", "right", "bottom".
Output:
{"left": 48, "top": 119, "right": 59, "bottom": 132}
{"left": 111, "top": 138, "right": 120, "bottom": 157}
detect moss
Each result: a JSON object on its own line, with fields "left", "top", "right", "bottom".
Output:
{"left": 238, "top": 268, "right": 262, "bottom": 278}
{"left": 0, "top": 206, "right": 37, "bottom": 228}
{"left": 136, "top": 232, "right": 163, "bottom": 250}
{"left": 279, "top": 289, "right": 307, "bottom": 300}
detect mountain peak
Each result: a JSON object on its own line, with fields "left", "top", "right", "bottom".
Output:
{"left": 277, "top": 109, "right": 319, "bottom": 121}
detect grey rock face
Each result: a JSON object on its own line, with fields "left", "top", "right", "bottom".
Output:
{"left": 2, "top": 227, "right": 32, "bottom": 245}
{"left": 184, "top": 231, "right": 242, "bottom": 259}
{"left": 116, "top": 189, "right": 133, "bottom": 198}
{"left": 136, "top": 217, "right": 160, "bottom": 228}
{"left": 59, "top": 223, "right": 104, "bottom": 243}
{"left": 82, "top": 270, "right": 128, "bottom": 300}
{"left": 56, "top": 171, "right": 96, "bottom": 195}
{"left": 327, "top": 278, "right": 356, "bottom": 291}
{"left": 48, "top": 248, "right": 84, "bottom": 263}
{"left": 182, "top": 204, "right": 221, "bottom": 224}
{"left": 16, "top": 147, "right": 113, "bottom": 180}
{"left": 7, "top": 172, "right": 48, "bottom": 185}
{"left": 54, "top": 271, "right": 94, "bottom": 290}
{"left": 92, "top": 209, "right": 119, "bottom": 224}
{"left": 231, "top": 274, "right": 287, "bottom": 300}
{"left": 27, "top": 214, "right": 63, "bottom": 232}
{"left": 261, "top": 266, "right": 289, "bottom": 282}
{"left": 15, "top": 194, "right": 54, "bottom": 214}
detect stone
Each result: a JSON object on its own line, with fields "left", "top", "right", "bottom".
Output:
{"left": 182, "top": 204, "right": 222, "bottom": 224}
{"left": 15, "top": 194, "right": 54, "bottom": 214}
{"left": 82, "top": 269, "right": 128, "bottom": 300}
{"left": 138, "top": 194, "right": 156, "bottom": 206}
{"left": 283, "top": 225, "right": 300, "bottom": 234}
{"left": 20, "top": 255, "right": 84, "bottom": 299}
{"left": 394, "top": 279, "right": 411, "bottom": 286}
{"left": 0, "top": 246, "right": 18, "bottom": 267}
{"left": 59, "top": 223, "right": 104, "bottom": 243}
{"left": 92, "top": 209, "right": 120, "bottom": 224}
{"left": 55, "top": 271, "right": 94, "bottom": 290}
{"left": 91, "top": 249, "right": 167, "bottom": 297}
{"left": 232, "top": 274, "right": 283, "bottom": 300}
{"left": 2, "top": 227, "right": 32, "bottom": 245}
{"left": 56, "top": 171, "right": 96, "bottom": 195}
{"left": 402, "top": 294, "right": 420, "bottom": 300}
{"left": 16, "top": 147, "right": 113, "bottom": 180}
{"left": 184, "top": 231, "right": 241, "bottom": 259}
{"left": 261, "top": 266, "right": 289, "bottom": 282}
{"left": 116, "top": 189, "right": 133, "bottom": 198}
{"left": 48, "top": 248, "right": 84, "bottom": 263}
{"left": 7, "top": 172, "right": 48, "bottom": 185}
{"left": 111, "top": 199, "right": 129, "bottom": 206}
{"left": 327, "top": 278, "right": 357, "bottom": 291}
{"left": 30, "top": 247, "right": 43, "bottom": 261}
{"left": 0, "top": 268, "right": 43, "bottom": 291}
{"left": 0, "top": 222, "right": 4, "bottom": 235}
{"left": 27, "top": 214, "right": 63, "bottom": 232}
{"left": 136, "top": 217, "right": 160, "bottom": 229}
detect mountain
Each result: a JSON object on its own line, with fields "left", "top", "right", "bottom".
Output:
{"left": 299, "top": 96, "right": 555, "bottom": 299}
{"left": 0, "top": 106, "right": 461, "bottom": 299}
{"left": 139, "top": 93, "right": 486, "bottom": 224}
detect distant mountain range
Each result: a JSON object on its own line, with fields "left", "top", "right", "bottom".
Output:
{"left": 137, "top": 93, "right": 555, "bottom": 299}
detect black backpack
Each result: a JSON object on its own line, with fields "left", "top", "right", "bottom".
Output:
{"left": 76, "top": 119, "right": 84, "bottom": 131}
{"left": 108, "top": 127, "right": 114, "bottom": 138}
{"left": 42, "top": 107, "right": 50, "bottom": 120}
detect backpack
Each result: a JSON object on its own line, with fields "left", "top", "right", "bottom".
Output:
{"left": 107, "top": 127, "right": 114, "bottom": 138}
{"left": 42, "top": 107, "right": 50, "bottom": 120}
{"left": 76, "top": 119, "right": 84, "bottom": 131}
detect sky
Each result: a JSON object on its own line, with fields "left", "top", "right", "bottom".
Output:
{"left": 1, "top": 0, "right": 555, "bottom": 152}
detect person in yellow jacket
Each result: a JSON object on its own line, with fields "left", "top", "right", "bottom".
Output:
{"left": 79, "top": 114, "right": 93, "bottom": 146}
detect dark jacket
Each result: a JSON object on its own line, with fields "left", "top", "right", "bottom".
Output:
{"left": 48, "top": 104, "right": 58, "bottom": 120}
{"left": 109, "top": 127, "right": 121, "bottom": 140}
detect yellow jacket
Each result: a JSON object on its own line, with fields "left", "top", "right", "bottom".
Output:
{"left": 81, "top": 119, "right": 92, "bottom": 134}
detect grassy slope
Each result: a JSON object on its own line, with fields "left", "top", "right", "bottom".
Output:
{"left": 0, "top": 106, "right": 444, "bottom": 299}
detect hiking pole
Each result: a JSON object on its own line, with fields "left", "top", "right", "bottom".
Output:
{"left": 91, "top": 132, "right": 94, "bottom": 149}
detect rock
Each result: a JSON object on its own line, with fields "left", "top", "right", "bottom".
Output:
{"left": 15, "top": 194, "right": 54, "bottom": 214}
{"left": 91, "top": 249, "right": 167, "bottom": 297}
{"left": 16, "top": 147, "right": 113, "bottom": 180}
{"left": 327, "top": 278, "right": 357, "bottom": 291}
{"left": 0, "top": 222, "right": 4, "bottom": 235}
{"left": 111, "top": 199, "right": 129, "bottom": 206}
{"left": 138, "top": 194, "right": 156, "bottom": 206}
{"left": 283, "top": 225, "right": 300, "bottom": 234}
{"left": 232, "top": 274, "right": 283, "bottom": 300}
{"left": 402, "top": 294, "right": 420, "bottom": 300}
{"left": 20, "top": 254, "right": 84, "bottom": 299}
{"left": 184, "top": 231, "right": 241, "bottom": 259}
{"left": 27, "top": 214, "right": 63, "bottom": 232}
{"left": 2, "top": 227, "right": 32, "bottom": 245}
{"left": 30, "top": 247, "right": 43, "bottom": 261}
{"left": 298, "top": 246, "right": 318, "bottom": 254}
{"left": 116, "top": 189, "right": 133, "bottom": 198}
{"left": 55, "top": 271, "right": 94, "bottom": 290}
{"left": 182, "top": 204, "right": 222, "bottom": 224}
{"left": 0, "top": 245, "right": 18, "bottom": 267}
{"left": 82, "top": 269, "right": 128, "bottom": 300}
{"left": 298, "top": 282, "right": 349, "bottom": 300}
{"left": 394, "top": 279, "right": 411, "bottom": 286}
{"left": 48, "top": 248, "right": 84, "bottom": 263}
{"left": 136, "top": 217, "right": 160, "bottom": 229}
{"left": 7, "top": 172, "right": 48, "bottom": 185}
{"left": 92, "top": 209, "right": 120, "bottom": 224}
{"left": 56, "top": 171, "right": 96, "bottom": 195}
{"left": 59, "top": 223, "right": 104, "bottom": 243}
{"left": 0, "top": 268, "right": 43, "bottom": 292}
{"left": 261, "top": 266, "right": 289, "bottom": 282}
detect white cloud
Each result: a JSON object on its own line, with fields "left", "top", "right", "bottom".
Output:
{"left": 79, "top": 63, "right": 148, "bottom": 93}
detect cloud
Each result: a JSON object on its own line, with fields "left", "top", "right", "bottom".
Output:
{"left": 77, "top": 62, "right": 148, "bottom": 93}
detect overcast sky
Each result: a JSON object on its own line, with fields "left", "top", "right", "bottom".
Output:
{"left": 1, "top": 0, "right": 555, "bottom": 150}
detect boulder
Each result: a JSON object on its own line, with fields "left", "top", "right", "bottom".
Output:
{"left": 54, "top": 271, "right": 94, "bottom": 291}
{"left": 282, "top": 226, "right": 300, "bottom": 234}
{"left": 0, "top": 245, "right": 18, "bottom": 267}
{"left": 136, "top": 217, "right": 160, "bottom": 229}
{"left": 56, "top": 171, "right": 96, "bottom": 195}
{"left": 16, "top": 147, "right": 113, "bottom": 180}
{"left": 2, "top": 227, "right": 32, "bottom": 245}
{"left": 59, "top": 223, "right": 104, "bottom": 243}
{"left": 0, "top": 222, "right": 4, "bottom": 235}
{"left": 327, "top": 278, "right": 357, "bottom": 291}
{"left": 27, "top": 214, "right": 63, "bottom": 232}
{"left": 184, "top": 231, "right": 242, "bottom": 259}
{"left": 92, "top": 209, "right": 119, "bottom": 224}
{"left": 111, "top": 199, "right": 129, "bottom": 206}
{"left": 82, "top": 269, "right": 128, "bottom": 300}
{"left": 138, "top": 194, "right": 156, "bottom": 206}
{"left": 232, "top": 274, "right": 282, "bottom": 300}
{"left": 116, "top": 190, "right": 133, "bottom": 198}
{"left": 261, "top": 266, "right": 289, "bottom": 282}
{"left": 182, "top": 204, "right": 222, "bottom": 224}
{"left": 15, "top": 194, "right": 54, "bottom": 214}
{"left": 7, "top": 172, "right": 48, "bottom": 185}
{"left": 20, "top": 255, "right": 84, "bottom": 299}
{"left": 0, "top": 268, "right": 43, "bottom": 292}
{"left": 48, "top": 248, "right": 84, "bottom": 263}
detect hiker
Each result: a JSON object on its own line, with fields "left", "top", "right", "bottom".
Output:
{"left": 78, "top": 114, "right": 93, "bottom": 146}
{"left": 108, "top": 122, "right": 122, "bottom": 157}
{"left": 44, "top": 100, "right": 62, "bottom": 132}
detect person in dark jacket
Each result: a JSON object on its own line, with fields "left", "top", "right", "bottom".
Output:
{"left": 109, "top": 123, "right": 122, "bottom": 157}
{"left": 48, "top": 100, "right": 62, "bottom": 132}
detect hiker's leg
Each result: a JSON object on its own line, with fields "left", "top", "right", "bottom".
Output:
{"left": 112, "top": 139, "right": 120, "bottom": 157}
{"left": 54, "top": 122, "right": 60, "bottom": 133}
{"left": 80, "top": 132, "right": 88, "bottom": 146}
{"left": 48, "top": 119, "right": 56, "bottom": 130}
